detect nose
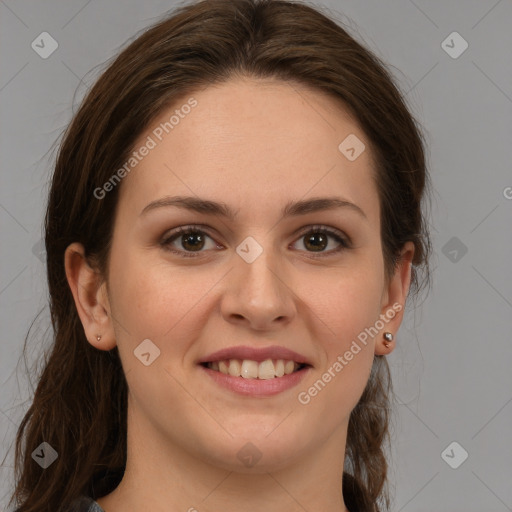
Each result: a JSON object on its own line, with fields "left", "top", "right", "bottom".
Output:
{"left": 220, "top": 245, "right": 297, "bottom": 331}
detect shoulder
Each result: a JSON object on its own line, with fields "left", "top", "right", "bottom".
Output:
{"left": 65, "top": 495, "right": 106, "bottom": 512}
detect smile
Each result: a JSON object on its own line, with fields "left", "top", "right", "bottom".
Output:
{"left": 202, "top": 358, "right": 308, "bottom": 380}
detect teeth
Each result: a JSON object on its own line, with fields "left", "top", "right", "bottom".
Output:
{"left": 241, "top": 360, "right": 258, "bottom": 378}
{"left": 219, "top": 360, "right": 229, "bottom": 374}
{"left": 258, "top": 359, "right": 275, "bottom": 380}
{"left": 208, "top": 358, "right": 303, "bottom": 379}
{"left": 284, "top": 360, "right": 295, "bottom": 374}
{"left": 275, "top": 359, "right": 285, "bottom": 377}
{"left": 228, "top": 359, "right": 241, "bottom": 376}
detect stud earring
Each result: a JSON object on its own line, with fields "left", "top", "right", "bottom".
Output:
{"left": 96, "top": 334, "right": 102, "bottom": 341}
{"left": 383, "top": 332, "right": 393, "bottom": 348}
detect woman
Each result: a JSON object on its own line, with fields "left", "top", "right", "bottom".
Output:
{"left": 10, "top": 0, "right": 432, "bottom": 510}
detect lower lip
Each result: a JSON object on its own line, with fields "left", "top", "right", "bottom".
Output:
{"left": 200, "top": 364, "right": 310, "bottom": 397}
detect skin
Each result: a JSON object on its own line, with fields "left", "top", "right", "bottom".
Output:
{"left": 65, "top": 76, "right": 414, "bottom": 512}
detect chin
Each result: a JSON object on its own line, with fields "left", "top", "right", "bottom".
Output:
{"left": 192, "top": 426, "right": 310, "bottom": 473}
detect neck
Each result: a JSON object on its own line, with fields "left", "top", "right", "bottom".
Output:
{"left": 97, "top": 403, "right": 351, "bottom": 512}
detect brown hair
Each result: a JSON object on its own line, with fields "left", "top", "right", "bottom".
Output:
{"left": 8, "top": 1, "right": 432, "bottom": 510}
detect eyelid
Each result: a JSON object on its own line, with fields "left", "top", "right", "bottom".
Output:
{"left": 293, "top": 224, "right": 350, "bottom": 244}
{"left": 159, "top": 224, "right": 221, "bottom": 257}
{"left": 160, "top": 223, "right": 351, "bottom": 257}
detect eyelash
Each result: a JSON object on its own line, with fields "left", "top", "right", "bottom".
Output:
{"left": 160, "top": 224, "right": 351, "bottom": 259}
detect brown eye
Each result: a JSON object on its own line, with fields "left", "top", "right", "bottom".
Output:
{"left": 293, "top": 226, "right": 350, "bottom": 256}
{"left": 303, "top": 232, "right": 329, "bottom": 252}
{"left": 161, "top": 226, "right": 219, "bottom": 257}
{"left": 179, "top": 231, "right": 206, "bottom": 251}
{"left": 160, "top": 224, "right": 350, "bottom": 259}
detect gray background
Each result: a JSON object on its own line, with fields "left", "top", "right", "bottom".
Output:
{"left": 1, "top": 0, "right": 511, "bottom": 511}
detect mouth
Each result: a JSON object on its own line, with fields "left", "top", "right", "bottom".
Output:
{"left": 200, "top": 359, "right": 311, "bottom": 380}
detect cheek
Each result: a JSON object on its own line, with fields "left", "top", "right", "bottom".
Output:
{"left": 311, "top": 264, "right": 384, "bottom": 344}
{"left": 108, "top": 249, "right": 222, "bottom": 353}
{"left": 296, "top": 302, "right": 379, "bottom": 431}
{"left": 302, "top": 266, "right": 383, "bottom": 407}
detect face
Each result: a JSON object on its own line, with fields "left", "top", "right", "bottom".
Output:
{"left": 71, "top": 77, "right": 411, "bottom": 474}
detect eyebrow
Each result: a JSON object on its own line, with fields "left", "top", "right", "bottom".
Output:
{"left": 140, "top": 195, "right": 367, "bottom": 220}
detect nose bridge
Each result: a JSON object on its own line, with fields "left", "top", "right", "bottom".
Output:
{"left": 221, "top": 232, "right": 296, "bottom": 326}
{"left": 237, "top": 235, "right": 285, "bottom": 304}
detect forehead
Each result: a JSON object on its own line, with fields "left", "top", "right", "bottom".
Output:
{"left": 118, "top": 77, "right": 379, "bottom": 224}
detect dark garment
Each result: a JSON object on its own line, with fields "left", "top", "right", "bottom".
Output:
{"left": 65, "top": 495, "right": 105, "bottom": 512}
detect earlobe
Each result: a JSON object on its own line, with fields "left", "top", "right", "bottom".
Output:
{"left": 383, "top": 331, "right": 393, "bottom": 348}
{"left": 375, "top": 241, "right": 415, "bottom": 356}
{"left": 64, "top": 242, "right": 117, "bottom": 351}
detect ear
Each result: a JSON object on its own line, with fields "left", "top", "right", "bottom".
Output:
{"left": 375, "top": 241, "right": 415, "bottom": 355}
{"left": 64, "top": 242, "right": 117, "bottom": 351}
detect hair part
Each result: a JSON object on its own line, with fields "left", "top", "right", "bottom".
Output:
{"left": 9, "top": 1, "right": 431, "bottom": 511}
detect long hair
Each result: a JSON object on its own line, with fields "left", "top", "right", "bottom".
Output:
{"left": 9, "top": 1, "right": 432, "bottom": 510}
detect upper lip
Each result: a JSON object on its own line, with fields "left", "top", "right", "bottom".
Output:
{"left": 198, "top": 345, "right": 312, "bottom": 366}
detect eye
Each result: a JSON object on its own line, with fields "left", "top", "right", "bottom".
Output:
{"left": 291, "top": 225, "right": 350, "bottom": 256}
{"left": 160, "top": 225, "right": 220, "bottom": 258}
{"left": 160, "top": 224, "right": 350, "bottom": 258}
